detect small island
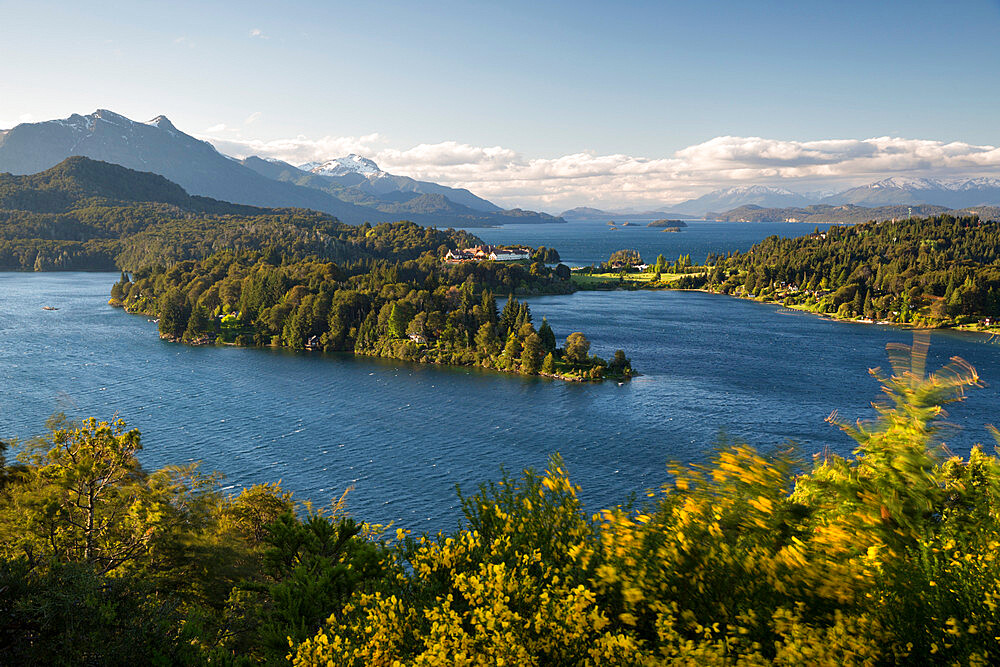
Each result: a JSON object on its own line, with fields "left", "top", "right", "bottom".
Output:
{"left": 646, "top": 219, "right": 689, "bottom": 228}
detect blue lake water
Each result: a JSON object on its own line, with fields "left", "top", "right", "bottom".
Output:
{"left": 459, "top": 219, "right": 841, "bottom": 266}
{"left": 2, "top": 222, "right": 998, "bottom": 532}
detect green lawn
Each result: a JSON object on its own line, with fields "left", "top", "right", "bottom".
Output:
{"left": 571, "top": 271, "right": 704, "bottom": 288}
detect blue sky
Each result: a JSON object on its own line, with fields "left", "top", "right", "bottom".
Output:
{"left": 3, "top": 0, "right": 1000, "bottom": 209}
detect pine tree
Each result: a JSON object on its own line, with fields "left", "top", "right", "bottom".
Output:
{"left": 501, "top": 332, "right": 522, "bottom": 369}
{"left": 520, "top": 333, "right": 543, "bottom": 374}
{"left": 538, "top": 318, "right": 556, "bottom": 353}
{"left": 498, "top": 295, "right": 519, "bottom": 336}
{"left": 540, "top": 352, "right": 555, "bottom": 375}
{"left": 481, "top": 291, "right": 498, "bottom": 324}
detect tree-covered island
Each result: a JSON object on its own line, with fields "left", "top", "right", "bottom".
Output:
{"left": 109, "top": 241, "right": 633, "bottom": 381}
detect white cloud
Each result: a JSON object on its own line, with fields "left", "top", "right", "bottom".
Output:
{"left": 198, "top": 129, "right": 1000, "bottom": 210}
{"left": 249, "top": 28, "right": 267, "bottom": 39}
{"left": 244, "top": 112, "right": 263, "bottom": 125}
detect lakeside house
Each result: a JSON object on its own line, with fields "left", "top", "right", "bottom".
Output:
{"left": 444, "top": 245, "right": 531, "bottom": 263}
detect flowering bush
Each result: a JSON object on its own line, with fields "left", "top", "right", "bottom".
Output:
{"left": 295, "top": 339, "right": 1000, "bottom": 665}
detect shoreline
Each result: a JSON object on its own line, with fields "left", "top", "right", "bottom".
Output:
{"left": 111, "top": 300, "right": 633, "bottom": 384}
{"left": 562, "top": 282, "right": 1000, "bottom": 336}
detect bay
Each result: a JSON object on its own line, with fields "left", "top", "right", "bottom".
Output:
{"left": 3, "top": 268, "right": 998, "bottom": 533}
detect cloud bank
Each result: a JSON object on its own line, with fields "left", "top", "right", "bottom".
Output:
{"left": 201, "top": 130, "right": 1000, "bottom": 211}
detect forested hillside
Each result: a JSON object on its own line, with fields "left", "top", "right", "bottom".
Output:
{"left": 705, "top": 214, "right": 1000, "bottom": 326}
{"left": 0, "top": 157, "right": 478, "bottom": 271}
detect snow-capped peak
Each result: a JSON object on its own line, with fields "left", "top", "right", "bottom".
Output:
{"left": 302, "top": 154, "right": 384, "bottom": 178}
{"left": 868, "top": 177, "right": 939, "bottom": 190}
{"left": 719, "top": 184, "right": 795, "bottom": 196}
{"left": 92, "top": 109, "right": 136, "bottom": 127}
{"left": 865, "top": 176, "right": 1000, "bottom": 192}
{"left": 147, "top": 115, "right": 176, "bottom": 131}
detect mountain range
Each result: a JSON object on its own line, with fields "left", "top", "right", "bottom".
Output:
{"left": 672, "top": 180, "right": 1000, "bottom": 219}
{"left": 559, "top": 207, "right": 701, "bottom": 221}
{"left": 565, "top": 180, "right": 1000, "bottom": 221}
{"left": 819, "top": 177, "right": 1000, "bottom": 209}
{"left": 0, "top": 110, "right": 560, "bottom": 227}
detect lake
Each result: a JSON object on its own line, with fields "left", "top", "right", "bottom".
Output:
{"left": 458, "top": 219, "right": 842, "bottom": 266}
{"left": 2, "top": 223, "right": 998, "bottom": 532}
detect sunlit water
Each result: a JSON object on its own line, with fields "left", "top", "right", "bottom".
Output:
{"left": 2, "top": 224, "right": 998, "bottom": 532}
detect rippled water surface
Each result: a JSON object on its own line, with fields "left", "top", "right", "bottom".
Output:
{"left": 3, "top": 255, "right": 999, "bottom": 532}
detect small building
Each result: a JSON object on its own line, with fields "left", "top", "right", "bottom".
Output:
{"left": 408, "top": 333, "right": 426, "bottom": 343}
{"left": 446, "top": 244, "right": 531, "bottom": 263}
{"left": 489, "top": 248, "right": 531, "bottom": 261}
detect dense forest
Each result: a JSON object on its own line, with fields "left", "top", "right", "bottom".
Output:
{"left": 0, "top": 156, "right": 487, "bottom": 271}
{"left": 705, "top": 214, "right": 1000, "bottom": 326}
{"left": 109, "top": 234, "right": 631, "bottom": 381}
{"left": 4, "top": 340, "right": 1000, "bottom": 664}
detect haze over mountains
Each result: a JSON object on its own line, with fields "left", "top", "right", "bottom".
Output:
{"left": 562, "top": 179, "right": 1000, "bottom": 222}
{"left": 0, "top": 110, "right": 560, "bottom": 227}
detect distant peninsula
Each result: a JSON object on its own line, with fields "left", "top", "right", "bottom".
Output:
{"left": 710, "top": 203, "right": 1000, "bottom": 224}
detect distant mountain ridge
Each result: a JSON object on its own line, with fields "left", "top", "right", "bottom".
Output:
{"left": 0, "top": 109, "right": 560, "bottom": 227}
{"left": 711, "top": 203, "right": 1000, "bottom": 224}
{"left": 658, "top": 178, "right": 1000, "bottom": 217}
{"left": 668, "top": 185, "right": 813, "bottom": 216}
{"left": 297, "top": 154, "right": 500, "bottom": 212}
{"left": 821, "top": 177, "right": 1000, "bottom": 208}
{"left": 559, "top": 206, "right": 701, "bottom": 221}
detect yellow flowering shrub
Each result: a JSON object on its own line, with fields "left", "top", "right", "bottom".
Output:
{"left": 293, "top": 339, "right": 1000, "bottom": 665}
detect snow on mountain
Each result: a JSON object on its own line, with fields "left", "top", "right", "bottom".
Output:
{"left": 824, "top": 176, "right": 1000, "bottom": 208}
{"left": 302, "top": 154, "right": 384, "bottom": 178}
{"left": 295, "top": 153, "right": 502, "bottom": 213}
{"left": 866, "top": 177, "right": 940, "bottom": 190}
{"left": 669, "top": 184, "right": 813, "bottom": 216}
{"left": 716, "top": 184, "right": 798, "bottom": 196}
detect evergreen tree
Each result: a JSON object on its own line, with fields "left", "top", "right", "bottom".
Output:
{"left": 474, "top": 322, "right": 500, "bottom": 357}
{"left": 184, "top": 305, "right": 211, "bottom": 340}
{"left": 481, "top": 291, "right": 498, "bottom": 324}
{"left": 501, "top": 331, "right": 522, "bottom": 369}
{"left": 540, "top": 352, "right": 555, "bottom": 375}
{"left": 538, "top": 318, "right": 556, "bottom": 353}
{"left": 158, "top": 288, "right": 191, "bottom": 339}
{"left": 498, "top": 295, "right": 519, "bottom": 336}
{"left": 520, "top": 333, "right": 543, "bottom": 374}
